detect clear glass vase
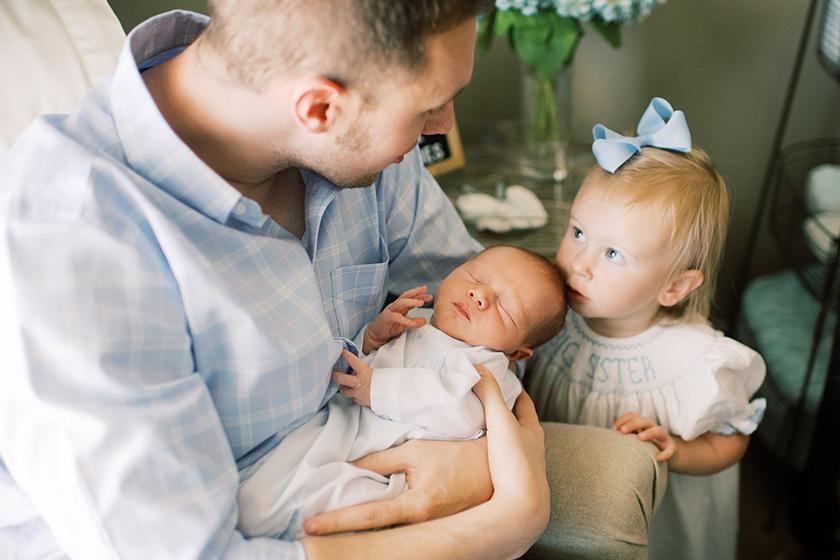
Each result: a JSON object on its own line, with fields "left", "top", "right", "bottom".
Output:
{"left": 520, "top": 65, "right": 572, "bottom": 182}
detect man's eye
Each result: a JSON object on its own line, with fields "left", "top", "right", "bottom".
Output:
{"left": 426, "top": 104, "right": 446, "bottom": 116}
{"left": 605, "top": 248, "right": 624, "bottom": 263}
{"left": 572, "top": 226, "right": 584, "bottom": 240}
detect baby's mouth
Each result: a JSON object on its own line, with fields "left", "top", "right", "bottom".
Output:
{"left": 454, "top": 301, "right": 471, "bottom": 320}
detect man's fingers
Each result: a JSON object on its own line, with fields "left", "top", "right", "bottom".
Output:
{"left": 350, "top": 445, "right": 409, "bottom": 476}
{"left": 304, "top": 493, "right": 413, "bottom": 535}
{"left": 332, "top": 371, "right": 358, "bottom": 387}
{"left": 471, "top": 364, "right": 515, "bottom": 432}
{"left": 511, "top": 387, "right": 540, "bottom": 430}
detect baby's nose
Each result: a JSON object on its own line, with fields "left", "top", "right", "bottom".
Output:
{"left": 468, "top": 288, "right": 488, "bottom": 310}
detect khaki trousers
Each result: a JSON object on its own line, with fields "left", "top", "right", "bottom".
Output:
{"left": 527, "top": 422, "right": 667, "bottom": 559}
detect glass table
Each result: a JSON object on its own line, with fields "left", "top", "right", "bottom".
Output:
{"left": 435, "top": 121, "right": 594, "bottom": 259}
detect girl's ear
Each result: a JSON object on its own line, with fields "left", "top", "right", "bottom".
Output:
{"left": 659, "top": 269, "right": 704, "bottom": 308}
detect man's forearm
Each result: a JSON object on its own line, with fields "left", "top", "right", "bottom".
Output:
{"left": 303, "top": 499, "right": 535, "bottom": 560}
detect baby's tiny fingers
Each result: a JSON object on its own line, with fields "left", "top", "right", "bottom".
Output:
{"left": 401, "top": 285, "right": 428, "bottom": 297}
{"left": 332, "top": 371, "right": 359, "bottom": 388}
{"left": 341, "top": 349, "right": 366, "bottom": 370}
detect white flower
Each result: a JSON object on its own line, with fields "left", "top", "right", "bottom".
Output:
{"left": 495, "top": 0, "right": 666, "bottom": 24}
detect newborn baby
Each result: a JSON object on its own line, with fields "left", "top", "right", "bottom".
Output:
{"left": 237, "top": 245, "right": 567, "bottom": 539}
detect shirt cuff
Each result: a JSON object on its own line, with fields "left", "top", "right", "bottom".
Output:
{"left": 370, "top": 368, "right": 397, "bottom": 421}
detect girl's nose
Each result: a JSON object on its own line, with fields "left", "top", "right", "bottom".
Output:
{"left": 571, "top": 250, "right": 594, "bottom": 279}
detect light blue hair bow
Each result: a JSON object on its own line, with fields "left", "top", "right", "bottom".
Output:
{"left": 591, "top": 97, "right": 692, "bottom": 174}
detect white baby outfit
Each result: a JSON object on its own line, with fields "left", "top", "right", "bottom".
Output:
{"left": 527, "top": 310, "right": 766, "bottom": 560}
{"left": 237, "top": 324, "right": 522, "bottom": 539}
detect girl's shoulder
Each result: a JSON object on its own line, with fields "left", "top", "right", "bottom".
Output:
{"left": 658, "top": 320, "right": 764, "bottom": 375}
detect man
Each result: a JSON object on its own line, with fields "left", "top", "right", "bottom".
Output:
{"left": 0, "top": 2, "right": 661, "bottom": 558}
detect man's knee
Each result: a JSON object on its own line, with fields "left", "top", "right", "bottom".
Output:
{"left": 526, "top": 422, "right": 667, "bottom": 560}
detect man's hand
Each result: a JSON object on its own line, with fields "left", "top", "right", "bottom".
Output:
{"left": 613, "top": 412, "right": 677, "bottom": 463}
{"left": 301, "top": 365, "right": 551, "bottom": 560}
{"left": 363, "top": 286, "right": 432, "bottom": 354}
{"left": 303, "top": 434, "right": 493, "bottom": 535}
{"left": 332, "top": 350, "right": 374, "bottom": 408}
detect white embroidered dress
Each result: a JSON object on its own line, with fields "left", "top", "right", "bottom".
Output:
{"left": 237, "top": 324, "right": 522, "bottom": 540}
{"left": 527, "top": 310, "right": 766, "bottom": 560}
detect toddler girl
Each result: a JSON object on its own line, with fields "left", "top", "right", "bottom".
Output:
{"left": 527, "top": 98, "right": 766, "bottom": 560}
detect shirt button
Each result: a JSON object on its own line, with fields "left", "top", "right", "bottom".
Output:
{"left": 233, "top": 202, "right": 247, "bottom": 216}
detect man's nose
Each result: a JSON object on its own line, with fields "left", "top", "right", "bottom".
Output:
{"left": 421, "top": 103, "right": 454, "bottom": 136}
{"left": 468, "top": 286, "right": 489, "bottom": 310}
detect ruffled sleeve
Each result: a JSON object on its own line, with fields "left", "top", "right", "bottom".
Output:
{"left": 669, "top": 335, "right": 767, "bottom": 441}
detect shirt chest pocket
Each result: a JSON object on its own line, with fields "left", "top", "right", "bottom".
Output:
{"left": 328, "top": 235, "right": 389, "bottom": 339}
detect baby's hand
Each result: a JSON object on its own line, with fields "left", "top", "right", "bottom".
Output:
{"left": 613, "top": 412, "right": 677, "bottom": 463}
{"left": 332, "top": 350, "right": 374, "bottom": 408}
{"left": 363, "top": 286, "right": 433, "bottom": 354}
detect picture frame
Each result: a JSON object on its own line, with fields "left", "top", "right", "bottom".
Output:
{"left": 419, "top": 122, "right": 465, "bottom": 176}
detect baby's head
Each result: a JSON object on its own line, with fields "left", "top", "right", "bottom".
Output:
{"left": 431, "top": 245, "right": 567, "bottom": 359}
{"left": 558, "top": 145, "right": 729, "bottom": 328}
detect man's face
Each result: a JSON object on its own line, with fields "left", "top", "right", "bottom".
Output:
{"left": 554, "top": 179, "right": 673, "bottom": 337}
{"left": 312, "top": 18, "right": 477, "bottom": 188}
{"left": 431, "top": 247, "right": 562, "bottom": 355}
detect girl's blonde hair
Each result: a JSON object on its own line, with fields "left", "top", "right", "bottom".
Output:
{"left": 583, "top": 146, "right": 730, "bottom": 323}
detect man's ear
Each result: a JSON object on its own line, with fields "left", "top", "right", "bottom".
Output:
{"left": 292, "top": 78, "right": 346, "bottom": 133}
{"left": 506, "top": 347, "right": 533, "bottom": 361}
{"left": 658, "top": 269, "right": 704, "bottom": 308}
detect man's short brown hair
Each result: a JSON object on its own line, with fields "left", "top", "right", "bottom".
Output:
{"left": 204, "top": 0, "right": 487, "bottom": 90}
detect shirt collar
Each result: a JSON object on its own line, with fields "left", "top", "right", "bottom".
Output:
{"left": 110, "top": 10, "right": 267, "bottom": 228}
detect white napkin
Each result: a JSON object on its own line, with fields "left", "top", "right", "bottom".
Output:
{"left": 803, "top": 211, "right": 840, "bottom": 263}
{"left": 456, "top": 185, "right": 548, "bottom": 233}
{"left": 805, "top": 164, "right": 840, "bottom": 214}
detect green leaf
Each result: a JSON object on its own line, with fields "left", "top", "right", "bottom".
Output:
{"left": 492, "top": 10, "right": 520, "bottom": 38}
{"left": 510, "top": 12, "right": 582, "bottom": 81}
{"left": 549, "top": 16, "right": 583, "bottom": 68}
{"left": 477, "top": 8, "right": 497, "bottom": 52}
{"left": 591, "top": 16, "right": 622, "bottom": 48}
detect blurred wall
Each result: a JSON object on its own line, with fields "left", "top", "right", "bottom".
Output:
{"left": 107, "top": 0, "right": 208, "bottom": 31}
{"left": 108, "top": 0, "right": 840, "bottom": 321}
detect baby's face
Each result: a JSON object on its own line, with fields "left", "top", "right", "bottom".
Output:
{"left": 555, "top": 178, "right": 673, "bottom": 336}
{"left": 431, "top": 247, "right": 561, "bottom": 354}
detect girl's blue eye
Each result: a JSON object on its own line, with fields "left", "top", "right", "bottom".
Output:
{"left": 605, "top": 248, "right": 624, "bottom": 263}
{"left": 572, "top": 226, "right": 584, "bottom": 240}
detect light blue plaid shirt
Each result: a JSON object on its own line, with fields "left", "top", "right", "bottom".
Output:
{"left": 0, "top": 11, "right": 480, "bottom": 559}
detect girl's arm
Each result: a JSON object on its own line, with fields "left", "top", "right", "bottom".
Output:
{"left": 613, "top": 412, "right": 750, "bottom": 475}
{"left": 668, "top": 432, "right": 749, "bottom": 475}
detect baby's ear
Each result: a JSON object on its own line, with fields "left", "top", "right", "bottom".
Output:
{"left": 506, "top": 347, "right": 533, "bottom": 361}
{"left": 659, "top": 269, "right": 704, "bottom": 308}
